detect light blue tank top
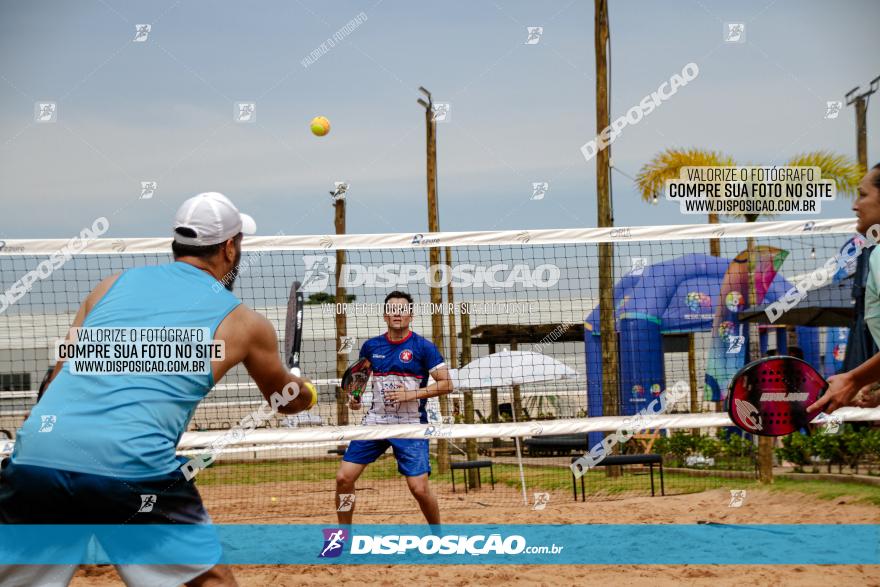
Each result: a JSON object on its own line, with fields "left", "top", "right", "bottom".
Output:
{"left": 12, "top": 262, "right": 240, "bottom": 479}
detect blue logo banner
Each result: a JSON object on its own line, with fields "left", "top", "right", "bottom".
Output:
{"left": 0, "top": 524, "right": 876, "bottom": 565}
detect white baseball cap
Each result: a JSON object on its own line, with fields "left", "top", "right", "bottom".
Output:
{"left": 173, "top": 192, "right": 257, "bottom": 246}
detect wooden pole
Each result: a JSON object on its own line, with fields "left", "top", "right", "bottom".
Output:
{"left": 424, "top": 94, "right": 449, "bottom": 475}
{"left": 855, "top": 96, "right": 868, "bottom": 173}
{"left": 489, "top": 341, "right": 500, "bottom": 448}
{"left": 460, "top": 303, "right": 479, "bottom": 486}
{"left": 746, "top": 236, "right": 773, "bottom": 484}
{"left": 595, "top": 0, "right": 620, "bottom": 478}
{"left": 334, "top": 198, "right": 349, "bottom": 427}
{"left": 446, "top": 247, "right": 458, "bottom": 372}
{"left": 595, "top": 0, "right": 618, "bottom": 419}
{"left": 688, "top": 333, "right": 699, "bottom": 436}
{"left": 510, "top": 341, "right": 523, "bottom": 421}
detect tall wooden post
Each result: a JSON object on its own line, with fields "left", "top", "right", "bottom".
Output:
{"left": 746, "top": 236, "right": 773, "bottom": 484}
{"left": 510, "top": 341, "right": 523, "bottom": 421}
{"left": 423, "top": 89, "right": 449, "bottom": 475}
{"left": 334, "top": 198, "right": 349, "bottom": 427}
{"left": 488, "top": 341, "right": 500, "bottom": 448}
{"left": 855, "top": 95, "right": 868, "bottom": 172}
{"left": 688, "top": 333, "right": 700, "bottom": 436}
{"left": 460, "top": 303, "right": 479, "bottom": 486}
{"left": 595, "top": 0, "right": 620, "bottom": 479}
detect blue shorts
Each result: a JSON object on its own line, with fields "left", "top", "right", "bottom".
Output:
{"left": 343, "top": 439, "right": 431, "bottom": 477}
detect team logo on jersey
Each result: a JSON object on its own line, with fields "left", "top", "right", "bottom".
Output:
{"left": 399, "top": 349, "right": 413, "bottom": 363}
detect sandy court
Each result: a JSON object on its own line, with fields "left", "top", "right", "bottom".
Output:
{"left": 66, "top": 486, "right": 880, "bottom": 586}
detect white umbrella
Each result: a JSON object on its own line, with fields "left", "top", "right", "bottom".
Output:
{"left": 452, "top": 350, "right": 577, "bottom": 389}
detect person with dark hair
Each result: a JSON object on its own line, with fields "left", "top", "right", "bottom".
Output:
{"left": 0, "top": 192, "right": 317, "bottom": 586}
{"left": 810, "top": 164, "right": 880, "bottom": 413}
{"left": 335, "top": 290, "right": 453, "bottom": 525}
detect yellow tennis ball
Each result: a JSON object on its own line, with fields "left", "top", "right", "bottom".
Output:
{"left": 310, "top": 116, "right": 330, "bottom": 136}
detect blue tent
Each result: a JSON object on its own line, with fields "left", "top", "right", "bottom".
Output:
{"left": 583, "top": 253, "right": 820, "bottom": 446}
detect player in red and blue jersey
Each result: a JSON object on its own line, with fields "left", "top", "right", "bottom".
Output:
{"left": 335, "top": 291, "right": 453, "bottom": 525}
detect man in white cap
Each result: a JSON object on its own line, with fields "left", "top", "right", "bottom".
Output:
{"left": 0, "top": 192, "right": 316, "bottom": 586}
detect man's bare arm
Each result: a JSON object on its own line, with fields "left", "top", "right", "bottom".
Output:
{"left": 242, "top": 311, "right": 316, "bottom": 415}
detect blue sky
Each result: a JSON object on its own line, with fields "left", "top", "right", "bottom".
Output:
{"left": 1, "top": 0, "right": 879, "bottom": 239}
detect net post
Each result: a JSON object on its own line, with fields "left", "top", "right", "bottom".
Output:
{"left": 460, "top": 303, "right": 480, "bottom": 488}
{"left": 334, "top": 197, "right": 349, "bottom": 429}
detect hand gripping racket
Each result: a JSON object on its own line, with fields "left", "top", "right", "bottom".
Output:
{"left": 284, "top": 281, "right": 304, "bottom": 377}
{"left": 726, "top": 356, "right": 829, "bottom": 436}
{"left": 341, "top": 357, "right": 372, "bottom": 402}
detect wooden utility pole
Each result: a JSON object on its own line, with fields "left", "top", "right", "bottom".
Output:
{"left": 595, "top": 0, "right": 618, "bottom": 420}
{"left": 688, "top": 333, "right": 700, "bottom": 436}
{"left": 419, "top": 86, "right": 450, "bottom": 475}
{"left": 334, "top": 197, "right": 349, "bottom": 427}
{"left": 446, "top": 246, "right": 458, "bottom": 372}
{"left": 460, "top": 303, "right": 479, "bottom": 487}
{"left": 846, "top": 76, "right": 879, "bottom": 172}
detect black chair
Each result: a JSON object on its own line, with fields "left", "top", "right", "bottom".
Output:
{"left": 570, "top": 454, "right": 664, "bottom": 501}
{"left": 451, "top": 460, "right": 495, "bottom": 493}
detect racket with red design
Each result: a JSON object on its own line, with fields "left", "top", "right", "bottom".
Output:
{"left": 726, "top": 356, "right": 828, "bottom": 436}
{"left": 341, "top": 357, "right": 372, "bottom": 401}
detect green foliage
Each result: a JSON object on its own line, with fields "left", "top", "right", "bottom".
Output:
{"left": 776, "top": 432, "right": 812, "bottom": 472}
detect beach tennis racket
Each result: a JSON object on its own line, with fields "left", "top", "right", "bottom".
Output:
{"left": 284, "top": 281, "right": 304, "bottom": 377}
{"left": 726, "top": 356, "right": 828, "bottom": 436}
{"left": 341, "top": 357, "right": 372, "bottom": 401}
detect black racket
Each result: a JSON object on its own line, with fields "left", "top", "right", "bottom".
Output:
{"left": 341, "top": 357, "right": 372, "bottom": 401}
{"left": 284, "top": 281, "right": 304, "bottom": 376}
{"left": 726, "top": 356, "right": 828, "bottom": 436}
